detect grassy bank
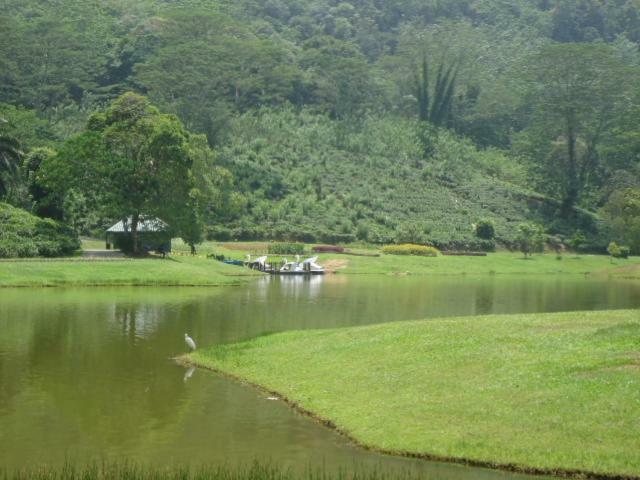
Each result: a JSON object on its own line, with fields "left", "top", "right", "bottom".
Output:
{"left": 190, "top": 310, "right": 640, "bottom": 478}
{"left": 174, "top": 240, "right": 640, "bottom": 276}
{"left": 0, "top": 256, "right": 260, "bottom": 287}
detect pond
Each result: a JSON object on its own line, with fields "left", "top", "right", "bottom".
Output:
{"left": 1, "top": 275, "right": 640, "bottom": 478}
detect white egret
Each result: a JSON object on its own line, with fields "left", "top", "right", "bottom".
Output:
{"left": 184, "top": 333, "right": 196, "bottom": 351}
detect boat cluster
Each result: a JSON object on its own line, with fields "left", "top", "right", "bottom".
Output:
{"left": 247, "top": 255, "right": 325, "bottom": 275}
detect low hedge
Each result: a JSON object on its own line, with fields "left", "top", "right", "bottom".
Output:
{"left": 0, "top": 203, "right": 80, "bottom": 258}
{"left": 267, "top": 242, "right": 306, "bottom": 255}
{"left": 382, "top": 244, "right": 440, "bottom": 257}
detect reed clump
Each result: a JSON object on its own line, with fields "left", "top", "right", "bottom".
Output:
{"left": 3, "top": 462, "right": 419, "bottom": 480}
{"left": 381, "top": 244, "right": 439, "bottom": 257}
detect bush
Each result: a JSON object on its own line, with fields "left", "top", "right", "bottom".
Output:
{"left": 609, "top": 242, "right": 630, "bottom": 259}
{"left": 515, "top": 222, "right": 545, "bottom": 258}
{"left": 0, "top": 231, "right": 38, "bottom": 258}
{"left": 607, "top": 241, "right": 621, "bottom": 258}
{"left": 356, "top": 222, "right": 370, "bottom": 241}
{"left": 394, "top": 222, "right": 429, "bottom": 245}
{"left": 382, "top": 244, "right": 440, "bottom": 257}
{"left": 267, "top": 242, "right": 306, "bottom": 255}
{"left": 475, "top": 219, "right": 496, "bottom": 240}
{"left": 0, "top": 203, "right": 80, "bottom": 258}
{"left": 568, "top": 230, "right": 588, "bottom": 252}
{"left": 34, "top": 219, "right": 80, "bottom": 257}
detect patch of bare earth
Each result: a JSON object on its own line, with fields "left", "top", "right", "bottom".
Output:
{"left": 323, "top": 259, "right": 349, "bottom": 273}
{"left": 595, "top": 263, "right": 640, "bottom": 279}
{"left": 616, "top": 352, "right": 640, "bottom": 371}
{"left": 579, "top": 353, "right": 640, "bottom": 377}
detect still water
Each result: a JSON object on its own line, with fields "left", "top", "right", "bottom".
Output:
{"left": 1, "top": 275, "right": 640, "bottom": 478}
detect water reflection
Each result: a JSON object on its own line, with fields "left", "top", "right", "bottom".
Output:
{"left": 183, "top": 366, "right": 195, "bottom": 382}
{"left": 1, "top": 277, "right": 639, "bottom": 477}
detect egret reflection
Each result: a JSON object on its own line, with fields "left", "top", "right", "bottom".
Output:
{"left": 183, "top": 366, "right": 196, "bottom": 382}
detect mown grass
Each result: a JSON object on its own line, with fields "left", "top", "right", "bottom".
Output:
{"left": 80, "top": 237, "right": 109, "bottom": 250}
{"left": 190, "top": 310, "right": 640, "bottom": 478}
{"left": 2, "top": 462, "right": 417, "bottom": 480}
{"left": 173, "top": 240, "right": 640, "bottom": 276}
{"left": 318, "top": 251, "right": 640, "bottom": 275}
{"left": 0, "top": 256, "right": 261, "bottom": 287}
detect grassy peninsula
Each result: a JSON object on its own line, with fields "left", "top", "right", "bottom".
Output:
{"left": 190, "top": 310, "right": 640, "bottom": 478}
{"left": 0, "top": 255, "right": 260, "bottom": 287}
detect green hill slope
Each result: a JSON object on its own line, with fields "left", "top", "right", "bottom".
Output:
{"left": 216, "top": 109, "right": 595, "bottom": 249}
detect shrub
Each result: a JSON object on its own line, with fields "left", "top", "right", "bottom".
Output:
{"left": 34, "top": 219, "right": 80, "bottom": 257}
{"left": 382, "top": 244, "right": 440, "bottom": 257}
{"left": 515, "top": 222, "right": 545, "bottom": 258}
{"left": 475, "top": 219, "right": 495, "bottom": 240}
{"left": 356, "top": 221, "right": 370, "bottom": 241}
{"left": 609, "top": 242, "right": 630, "bottom": 259}
{"left": 607, "top": 241, "right": 621, "bottom": 258}
{"left": 394, "top": 222, "right": 429, "bottom": 245}
{"left": 568, "top": 230, "right": 588, "bottom": 252}
{"left": 0, "top": 231, "right": 38, "bottom": 258}
{"left": 267, "top": 242, "right": 305, "bottom": 255}
{"left": 0, "top": 203, "right": 80, "bottom": 258}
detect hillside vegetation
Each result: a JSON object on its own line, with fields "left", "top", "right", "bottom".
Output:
{"left": 2, "top": 0, "right": 640, "bottom": 252}
{"left": 217, "top": 110, "right": 568, "bottom": 248}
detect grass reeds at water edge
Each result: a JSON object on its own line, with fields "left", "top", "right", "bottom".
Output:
{"left": 2, "top": 462, "right": 424, "bottom": 480}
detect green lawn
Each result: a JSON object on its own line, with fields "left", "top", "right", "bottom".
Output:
{"left": 80, "top": 237, "right": 108, "bottom": 250}
{"left": 0, "top": 256, "right": 261, "bottom": 287}
{"left": 318, "top": 251, "right": 639, "bottom": 275}
{"left": 174, "top": 240, "right": 640, "bottom": 276}
{"left": 190, "top": 310, "right": 640, "bottom": 477}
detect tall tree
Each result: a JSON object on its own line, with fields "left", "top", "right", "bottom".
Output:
{"left": 520, "top": 43, "right": 636, "bottom": 214}
{"left": 414, "top": 56, "right": 458, "bottom": 128}
{"left": 41, "top": 93, "right": 195, "bottom": 254}
{"left": 0, "top": 118, "right": 23, "bottom": 198}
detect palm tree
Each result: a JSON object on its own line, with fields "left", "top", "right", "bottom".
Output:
{"left": 0, "top": 118, "right": 23, "bottom": 198}
{"left": 413, "top": 56, "right": 458, "bottom": 127}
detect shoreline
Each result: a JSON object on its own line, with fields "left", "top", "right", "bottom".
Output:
{"left": 0, "top": 256, "right": 263, "bottom": 288}
{"left": 182, "top": 310, "right": 640, "bottom": 480}
{"left": 179, "top": 355, "right": 638, "bottom": 480}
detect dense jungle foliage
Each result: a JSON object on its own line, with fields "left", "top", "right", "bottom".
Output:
{"left": 1, "top": 0, "right": 640, "bottom": 251}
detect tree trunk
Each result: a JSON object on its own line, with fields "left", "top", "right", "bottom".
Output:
{"left": 131, "top": 212, "right": 140, "bottom": 256}
{"left": 563, "top": 113, "right": 579, "bottom": 217}
{"left": 190, "top": 243, "right": 196, "bottom": 255}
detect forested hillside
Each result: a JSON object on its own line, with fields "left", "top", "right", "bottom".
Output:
{"left": 2, "top": 0, "right": 640, "bottom": 250}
